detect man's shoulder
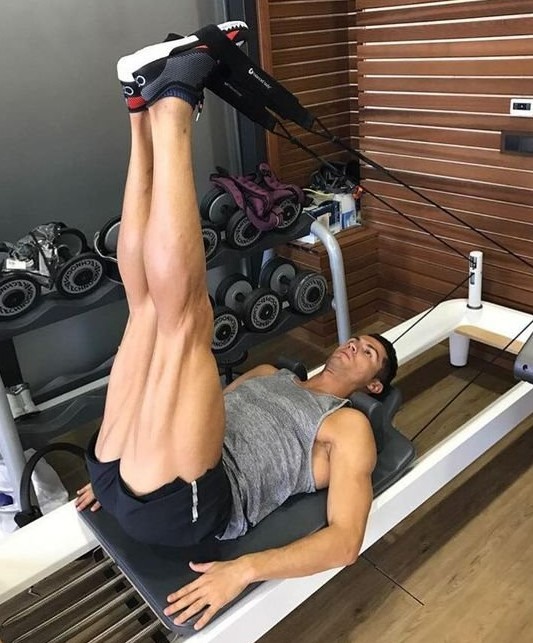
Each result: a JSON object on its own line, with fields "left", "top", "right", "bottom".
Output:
{"left": 319, "top": 406, "right": 374, "bottom": 446}
{"left": 249, "top": 364, "right": 279, "bottom": 377}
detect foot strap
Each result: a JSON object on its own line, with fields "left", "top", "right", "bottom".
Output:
{"left": 198, "top": 24, "right": 315, "bottom": 130}
{"left": 207, "top": 73, "right": 278, "bottom": 132}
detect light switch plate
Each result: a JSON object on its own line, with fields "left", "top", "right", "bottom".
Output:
{"left": 510, "top": 98, "right": 533, "bottom": 117}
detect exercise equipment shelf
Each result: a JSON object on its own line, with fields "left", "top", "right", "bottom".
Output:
{"left": 206, "top": 212, "right": 315, "bottom": 270}
{"left": 215, "top": 297, "right": 332, "bottom": 365}
{"left": 0, "top": 279, "right": 124, "bottom": 341}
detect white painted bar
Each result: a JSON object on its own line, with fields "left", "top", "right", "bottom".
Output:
{"left": 0, "top": 501, "right": 97, "bottom": 601}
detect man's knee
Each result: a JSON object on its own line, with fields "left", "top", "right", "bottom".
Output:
{"left": 158, "top": 290, "right": 213, "bottom": 339}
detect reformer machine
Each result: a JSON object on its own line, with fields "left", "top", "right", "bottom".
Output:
{"left": 1, "top": 24, "right": 533, "bottom": 642}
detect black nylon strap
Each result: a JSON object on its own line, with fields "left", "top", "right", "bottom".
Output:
{"left": 198, "top": 24, "right": 314, "bottom": 129}
{"left": 207, "top": 74, "right": 278, "bottom": 132}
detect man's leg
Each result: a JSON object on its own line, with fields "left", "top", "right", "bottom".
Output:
{"left": 96, "top": 112, "right": 158, "bottom": 462}
{"left": 118, "top": 98, "right": 225, "bottom": 493}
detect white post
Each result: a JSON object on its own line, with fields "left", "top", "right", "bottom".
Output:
{"left": 0, "top": 378, "right": 26, "bottom": 509}
{"left": 468, "top": 251, "right": 483, "bottom": 309}
{"left": 449, "top": 332, "right": 470, "bottom": 367}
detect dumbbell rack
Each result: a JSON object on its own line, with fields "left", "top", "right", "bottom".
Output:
{"left": 0, "top": 279, "right": 125, "bottom": 509}
{"left": 206, "top": 213, "right": 313, "bottom": 270}
{"left": 215, "top": 297, "right": 332, "bottom": 366}
{"left": 0, "top": 279, "right": 124, "bottom": 343}
{"left": 0, "top": 215, "right": 350, "bottom": 511}
{"left": 207, "top": 213, "right": 351, "bottom": 369}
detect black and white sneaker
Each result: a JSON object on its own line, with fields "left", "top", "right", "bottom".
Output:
{"left": 117, "top": 21, "right": 248, "bottom": 108}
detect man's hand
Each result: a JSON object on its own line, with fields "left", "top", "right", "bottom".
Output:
{"left": 165, "top": 558, "right": 252, "bottom": 630}
{"left": 75, "top": 483, "right": 101, "bottom": 512}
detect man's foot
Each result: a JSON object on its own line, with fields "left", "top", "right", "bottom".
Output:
{"left": 117, "top": 21, "right": 248, "bottom": 109}
{"left": 120, "top": 33, "right": 185, "bottom": 112}
{"left": 121, "top": 80, "right": 147, "bottom": 113}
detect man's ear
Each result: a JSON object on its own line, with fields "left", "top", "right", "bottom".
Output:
{"left": 366, "top": 379, "right": 383, "bottom": 395}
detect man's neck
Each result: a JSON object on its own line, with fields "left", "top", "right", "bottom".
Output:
{"left": 298, "top": 369, "right": 353, "bottom": 399}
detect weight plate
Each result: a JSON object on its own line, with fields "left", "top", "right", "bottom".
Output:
{"left": 56, "top": 227, "right": 87, "bottom": 260}
{"left": 101, "top": 219, "right": 120, "bottom": 254}
{"left": 259, "top": 257, "right": 297, "bottom": 296}
{"left": 288, "top": 271, "right": 327, "bottom": 315}
{"left": 94, "top": 217, "right": 120, "bottom": 258}
{"left": 199, "top": 187, "right": 238, "bottom": 228}
{"left": 215, "top": 273, "right": 253, "bottom": 312}
{"left": 225, "top": 211, "right": 262, "bottom": 249}
{"left": 55, "top": 253, "right": 105, "bottom": 298}
{"left": 0, "top": 274, "right": 41, "bottom": 319}
{"left": 242, "top": 288, "right": 282, "bottom": 333}
{"left": 201, "top": 223, "right": 220, "bottom": 261}
{"left": 212, "top": 306, "right": 241, "bottom": 353}
{"left": 275, "top": 198, "right": 302, "bottom": 230}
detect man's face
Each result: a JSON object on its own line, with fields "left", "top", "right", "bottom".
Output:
{"left": 325, "top": 335, "right": 387, "bottom": 395}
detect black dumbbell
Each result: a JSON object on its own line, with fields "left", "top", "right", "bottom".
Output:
{"left": 0, "top": 273, "right": 41, "bottom": 319}
{"left": 259, "top": 257, "right": 328, "bottom": 315}
{"left": 225, "top": 210, "right": 262, "bottom": 249}
{"left": 274, "top": 197, "right": 302, "bottom": 230}
{"left": 209, "top": 294, "right": 241, "bottom": 354}
{"left": 200, "top": 186, "right": 239, "bottom": 228}
{"left": 200, "top": 187, "right": 262, "bottom": 250}
{"left": 201, "top": 222, "right": 221, "bottom": 261}
{"left": 212, "top": 306, "right": 241, "bottom": 354}
{"left": 215, "top": 273, "right": 282, "bottom": 333}
{"left": 55, "top": 226, "right": 89, "bottom": 261}
{"left": 93, "top": 217, "right": 122, "bottom": 283}
{"left": 55, "top": 253, "right": 106, "bottom": 298}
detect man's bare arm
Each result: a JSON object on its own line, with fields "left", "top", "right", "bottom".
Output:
{"left": 242, "top": 409, "right": 376, "bottom": 579}
{"left": 223, "top": 363, "right": 278, "bottom": 393}
{"left": 166, "top": 409, "right": 376, "bottom": 629}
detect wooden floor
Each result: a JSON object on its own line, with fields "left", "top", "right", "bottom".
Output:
{"left": 5, "top": 322, "right": 533, "bottom": 643}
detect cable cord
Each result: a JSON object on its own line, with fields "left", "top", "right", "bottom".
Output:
{"left": 270, "top": 113, "right": 532, "bottom": 435}
{"left": 410, "top": 317, "right": 533, "bottom": 443}
{"left": 312, "top": 116, "right": 533, "bottom": 273}
{"left": 274, "top": 120, "right": 471, "bottom": 262}
{"left": 273, "top": 120, "right": 475, "bottom": 341}
{"left": 390, "top": 274, "right": 471, "bottom": 346}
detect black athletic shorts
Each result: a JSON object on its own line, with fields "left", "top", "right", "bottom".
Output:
{"left": 85, "top": 432, "right": 232, "bottom": 547}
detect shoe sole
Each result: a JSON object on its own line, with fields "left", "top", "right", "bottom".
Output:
{"left": 117, "top": 20, "right": 248, "bottom": 82}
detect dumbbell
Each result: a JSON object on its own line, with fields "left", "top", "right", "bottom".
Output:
{"left": 0, "top": 273, "right": 41, "bottom": 319}
{"left": 274, "top": 198, "right": 302, "bottom": 230}
{"left": 224, "top": 210, "right": 262, "bottom": 249}
{"left": 200, "top": 187, "right": 262, "bottom": 249}
{"left": 55, "top": 225, "right": 89, "bottom": 260}
{"left": 215, "top": 274, "right": 282, "bottom": 333}
{"left": 200, "top": 187, "right": 238, "bottom": 228}
{"left": 53, "top": 225, "right": 106, "bottom": 299}
{"left": 93, "top": 217, "right": 122, "bottom": 283}
{"left": 259, "top": 257, "right": 328, "bottom": 315}
{"left": 209, "top": 294, "right": 241, "bottom": 354}
{"left": 202, "top": 222, "right": 221, "bottom": 261}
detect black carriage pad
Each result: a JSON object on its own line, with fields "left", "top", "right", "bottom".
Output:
{"left": 81, "top": 386, "right": 415, "bottom": 635}
{"left": 81, "top": 489, "right": 328, "bottom": 635}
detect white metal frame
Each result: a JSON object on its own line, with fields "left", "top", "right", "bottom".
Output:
{"left": 1, "top": 254, "right": 532, "bottom": 642}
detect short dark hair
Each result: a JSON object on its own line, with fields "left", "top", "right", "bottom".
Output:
{"left": 369, "top": 333, "right": 398, "bottom": 390}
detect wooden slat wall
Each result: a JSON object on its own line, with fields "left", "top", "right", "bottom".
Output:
{"left": 257, "top": 0, "right": 354, "bottom": 186}
{"left": 355, "top": 0, "right": 533, "bottom": 323}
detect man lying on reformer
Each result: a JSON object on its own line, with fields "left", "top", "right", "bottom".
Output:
{"left": 75, "top": 21, "right": 398, "bottom": 631}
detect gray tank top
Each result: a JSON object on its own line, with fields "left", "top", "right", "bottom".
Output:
{"left": 219, "top": 369, "right": 349, "bottom": 540}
